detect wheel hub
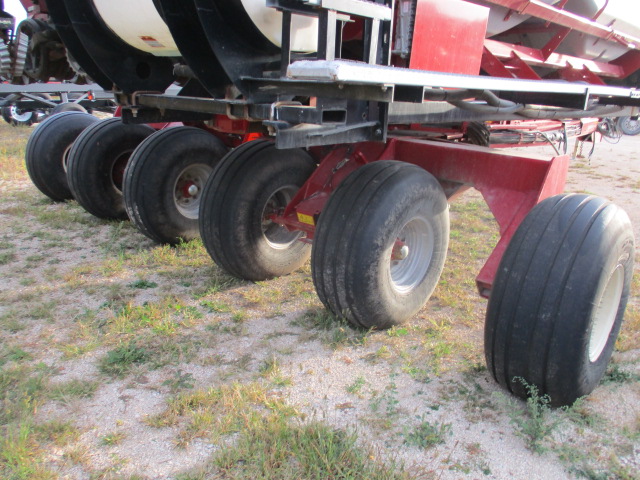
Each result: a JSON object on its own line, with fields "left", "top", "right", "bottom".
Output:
{"left": 173, "top": 164, "right": 213, "bottom": 220}
{"left": 389, "top": 217, "right": 435, "bottom": 295}
{"left": 261, "top": 185, "right": 304, "bottom": 250}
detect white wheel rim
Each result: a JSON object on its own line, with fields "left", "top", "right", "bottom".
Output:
{"left": 389, "top": 216, "right": 435, "bottom": 295}
{"left": 62, "top": 144, "right": 73, "bottom": 174}
{"left": 173, "top": 164, "right": 213, "bottom": 220}
{"left": 10, "top": 105, "right": 33, "bottom": 123}
{"left": 588, "top": 265, "right": 624, "bottom": 363}
{"left": 261, "top": 185, "right": 303, "bottom": 249}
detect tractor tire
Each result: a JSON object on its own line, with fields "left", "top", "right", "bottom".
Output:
{"left": 312, "top": 161, "right": 450, "bottom": 329}
{"left": 25, "top": 111, "right": 99, "bottom": 201}
{"left": 51, "top": 102, "right": 87, "bottom": 115}
{"left": 199, "top": 140, "right": 316, "bottom": 281}
{"left": 67, "top": 118, "right": 155, "bottom": 219}
{"left": 124, "top": 126, "right": 227, "bottom": 245}
{"left": 485, "top": 194, "right": 634, "bottom": 406}
{"left": 617, "top": 116, "right": 640, "bottom": 136}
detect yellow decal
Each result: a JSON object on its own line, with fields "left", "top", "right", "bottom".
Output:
{"left": 297, "top": 213, "right": 315, "bottom": 226}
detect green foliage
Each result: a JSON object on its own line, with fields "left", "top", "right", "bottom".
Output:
{"left": 403, "top": 415, "right": 452, "bottom": 449}
{"left": 346, "top": 376, "right": 367, "bottom": 395}
{"left": 128, "top": 279, "right": 158, "bottom": 290}
{"left": 98, "top": 342, "right": 148, "bottom": 377}
{"left": 47, "top": 380, "right": 98, "bottom": 403}
{"left": 507, "top": 378, "right": 564, "bottom": 454}
{"left": 162, "top": 370, "right": 195, "bottom": 393}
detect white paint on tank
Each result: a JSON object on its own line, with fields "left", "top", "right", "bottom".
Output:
{"left": 240, "top": 0, "right": 318, "bottom": 52}
{"left": 92, "top": 0, "right": 180, "bottom": 57}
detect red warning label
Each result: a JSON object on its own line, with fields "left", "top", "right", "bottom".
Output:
{"left": 139, "top": 36, "right": 165, "bottom": 48}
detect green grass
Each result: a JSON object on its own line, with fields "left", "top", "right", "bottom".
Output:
{"left": 204, "top": 417, "right": 411, "bottom": 480}
{"left": 0, "top": 123, "right": 30, "bottom": 181}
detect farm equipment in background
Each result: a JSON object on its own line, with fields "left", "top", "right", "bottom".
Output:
{"left": 0, "top": 0, "right": 84, "bottom": 85}
{"left": 0, "top": 0, "right": 106, "bottom": 125}
{"left": 23, "top": 0, "right": 639, "bottom": 406}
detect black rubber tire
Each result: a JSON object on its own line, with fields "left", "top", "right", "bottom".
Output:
{"left": 124, "top": 126, "right": 228, "bottom": 245}
{"left": 199, "top": 140, "right": 316, "bottom": 281}
{"left": 67, "top": 118, "right": 155, "bottom": 219}
{"left": 485, "top": 194, "right": 635, "bottom": 406}
{"left": 617, "top": 116, "right": 640, "bottom": 136}
{"left": 25, "top": 112, "right": 99, "bottom": 201}
{"left": 51, "top": 102, "right": 87, "bottom": 115}
{"left": 312, "top": 161, "right": 450, "bottom": 329}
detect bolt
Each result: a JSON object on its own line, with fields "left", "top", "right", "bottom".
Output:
{"left": 188, "top": 184, "right": 199, "bottom": 196}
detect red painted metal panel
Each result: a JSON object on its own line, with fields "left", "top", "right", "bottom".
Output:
{"left": 275, "top": 140, "right": 568, "bottom": 296}
{"left": 410, "top": 0, "right": 489, "bottom": 75}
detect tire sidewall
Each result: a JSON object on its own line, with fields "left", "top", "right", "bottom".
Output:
{"left": 26, "top": 112, "right": 99, "bottom": 201}
{"left": 241, "top": 149, "right": 313, "bottom": 274}
{"left": 349, "top": 171, "right": 449, "bottom": 327}
{"left": 553, "top": 207, "right": 634, "bottom": 400}
{"left": 68, "top": 118, "right": 154, "bottom": 219}
{"left": 125, "top": 127, "right": 228, "bottom": 244}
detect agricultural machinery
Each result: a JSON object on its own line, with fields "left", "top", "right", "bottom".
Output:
{"left": 23, "top": 0, "right": 639, "bottom": 406}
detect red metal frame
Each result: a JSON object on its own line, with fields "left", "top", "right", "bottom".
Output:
{"left": 274, "top": 139, "right": 568, "bottom": 297}
{"left": 475, "top": 0, "right": 640, "bottom": 83}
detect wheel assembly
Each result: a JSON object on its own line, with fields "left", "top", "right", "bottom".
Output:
{"left": 124, "top": 126, "right": 228, "bottom": 245}
{"left": 312, "top": 161, "right": 450, "bottom": 330}
{"left": 1, "top": 93, "right": 51, "bottom": 126}
{"left": 485, "top": 194, "right": 635, "bottom": 406}
{"left": 199, "top": 140, "right": 316, "bottom": 281}
{"left": 25, "top": 111, "right": 99, "bottom": 201}
{"left": 1, "top": 94, "right": 39, "bottom": 126}
{"left": 67, "top": 118, "right": 155, "bottom": 219}
{"left": 617, "top": 116, "right": 640, "bottom": 136}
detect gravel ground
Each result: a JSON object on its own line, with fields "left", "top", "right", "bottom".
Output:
{"left": 0, "top": 125, "right": 638, "bottom": 480}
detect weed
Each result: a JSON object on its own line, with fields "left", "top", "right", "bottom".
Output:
{"left": 369, "top": 375, "right": 400, "bottom": 424}
{"left": 295, "top": 308, "right": 368, "bottom": 349}
{"left": 47, "top": 379, "right": 98, "bottom": 403}
{"left": 602, "top": 363, "right": 640, "bottom": 384}
{"left": 0, "top": 422, "right": 56, "bottom": 480}
{"left": 128, "top": 279, "right": 158, "bottom": 290}
{"left": 35, "top": 420, "right": 79, "bottom": 447}
{"left": 403, "top": 415, "right": 452, "bottom": 449}
{"left": 0, "top": 251, "right": 16, "bottom": 265}
{"left": 200, "top": 300, "right": 231, "bottom": 313}
{"left": 506, "top": 378, "right": 564, "bottom": 454}
{"left": 2, "top": 346, "right": 32, "bottom": 363}
{"left": 162, "top": 370, "right": 195, "bottom": 393}
{"left": 99, "top": 342, "right": 148, "bottom": 377}
{"left": 346, "top": 376, "right": 367, "bottom": 395}
{"left": 258, "top": 356, "right": 292, "bottom": 387}
{"left": 100, "top": 431, "right": 125, "bottom": 446}
{"left": 147, "top": 382, "right": 296, "bottom": 446}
